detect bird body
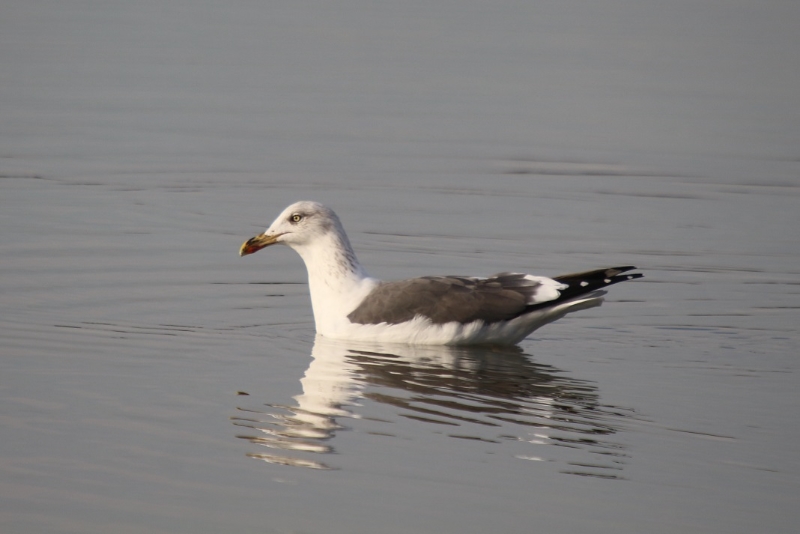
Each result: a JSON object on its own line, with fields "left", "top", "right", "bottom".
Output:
{"left": 240, "top": 201, "right": 641, "bottom": 345}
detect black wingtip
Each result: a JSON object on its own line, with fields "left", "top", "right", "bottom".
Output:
{"left": 549, "top": 265, "right": 643, "bottom": 303}
{"left": 597, "top": 266, "right": 643, "bottom": 286}
{"left": 606, "top": 266, "right": 638, "bottom": 276}
{"left": 607, "top": 266, "right": 643, "bottom": 281}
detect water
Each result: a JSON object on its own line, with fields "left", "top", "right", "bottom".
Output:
{"left": 2, "top": 1, "right": 799, "bottom": 533}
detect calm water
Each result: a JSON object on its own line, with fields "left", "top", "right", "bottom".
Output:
{"left": 2, "top": 1, "right": 799, "bottom": 533}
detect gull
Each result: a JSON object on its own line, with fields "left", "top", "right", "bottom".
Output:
{"left": 240, "top": 201, "right": 642, "bottom": 345}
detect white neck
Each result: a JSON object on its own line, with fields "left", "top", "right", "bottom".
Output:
{"left": 290, "top": 230, "right": 377, "bottom": 334}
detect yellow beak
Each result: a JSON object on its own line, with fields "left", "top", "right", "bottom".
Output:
{"left": 239, "top": 233, "right": 283, "bottom": 257}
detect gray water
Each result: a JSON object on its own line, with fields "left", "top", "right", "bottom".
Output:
{"left": 2, "top": 1, "right": 799, "bottom": 533}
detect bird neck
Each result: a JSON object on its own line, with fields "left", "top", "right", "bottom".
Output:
{"left": 292, "top": 231, "right": 374, "bottom": 330}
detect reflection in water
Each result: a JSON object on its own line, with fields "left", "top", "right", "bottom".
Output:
{"left": 232, "top": 337, "right": 639, "bottom": 477}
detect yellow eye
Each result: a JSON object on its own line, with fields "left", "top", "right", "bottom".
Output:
{"left": 290, "top": 214, "right": 302, "bottom": 223}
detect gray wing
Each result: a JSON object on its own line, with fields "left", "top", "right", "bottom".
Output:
{"left": 347, "top": 266, "right": 643, "bottom": 326}
{"left": 347, "top": 273, "right": 546, "bottom": 325}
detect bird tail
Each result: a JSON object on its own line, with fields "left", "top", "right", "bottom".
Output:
{"left": 524, "top": 266, "right": 642, "bottom": 313}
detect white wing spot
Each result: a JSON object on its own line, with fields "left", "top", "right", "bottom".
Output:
{"left": 580, "top": 281, "right": 589, "bottom": 287}
{"left": 603, "top": 279, "right": 611, "bottom": 284}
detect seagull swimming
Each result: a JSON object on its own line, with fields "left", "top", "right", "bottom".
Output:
{"left": 240, "top": 201, "right": 642, "bottom": 345}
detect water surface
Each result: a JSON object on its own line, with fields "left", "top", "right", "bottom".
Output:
{"left": 1, "top": 1, "right": 799, "bottom": 533}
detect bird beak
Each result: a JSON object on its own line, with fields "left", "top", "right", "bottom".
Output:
{"left": 239, "top": 233, "right": 283, "bottom": 257}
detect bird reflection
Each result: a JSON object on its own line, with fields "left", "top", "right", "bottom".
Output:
{"left": 233, "top": 336, "right": 635, "bottom": 476}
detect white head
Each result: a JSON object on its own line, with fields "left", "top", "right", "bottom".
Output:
{"left": 240, "top": 202, "right": 371, "bottom": 333}
{"left": 240, "top": 201, "right": 346, "bottom": 255}
{"left": 239, "top": 200, "right": 366, "bottom": 278}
